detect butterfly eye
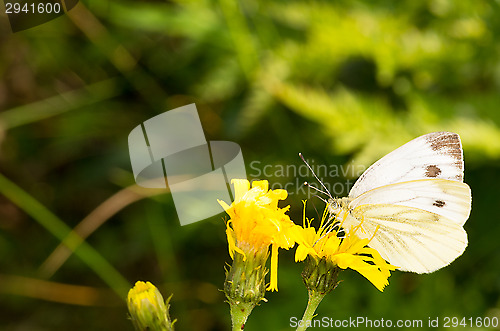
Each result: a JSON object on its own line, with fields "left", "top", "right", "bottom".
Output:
{"left": 328, "top": 199, "right": 338, "bottom": 210}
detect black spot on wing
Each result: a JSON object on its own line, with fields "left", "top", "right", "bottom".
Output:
{"left": 433, "top": 200, "right": 446, "bottom": 208}
{"left": 425, "top": 165, "right": 441, "bottom": 177}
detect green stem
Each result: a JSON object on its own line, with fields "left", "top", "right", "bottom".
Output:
{"left": 229, "top": 301, "right": 255, "bottom": 331}
{"left": 0, "top": 173, "right": 130, "bottom": 298}
{"left": 296, "top": 290, "right": 326, "bottom": 331}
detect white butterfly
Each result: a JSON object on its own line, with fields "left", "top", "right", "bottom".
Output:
{"left": 304, "top": 132, "right": 472, "bottom": 274}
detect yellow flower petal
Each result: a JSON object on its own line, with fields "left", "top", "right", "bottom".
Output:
{"left": 252, "top": 180, "right": 269, "bottom": 192}
{"left": 295, "top": 245, "right": 311, "bottom": 262}
{"left": 231, "top": 179, "right": 250, "bottom": 202}
{"left": 226, "top": 226, "right": 247, "bottom": 260}
{"left": 267, "top": 244, "right": 279, "bottom": 292}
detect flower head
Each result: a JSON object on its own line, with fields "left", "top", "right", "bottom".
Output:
{"left": 218, "top": 179, "right": 299, "bottom": 292}
{"left": 127, "top": 281, "right": 175, "bottom": 331}
{"left": 294, "top": 201, "right": 398, "bottom": 292}
{"left": 219, "top": 179, "right": 300, "bottom": 330}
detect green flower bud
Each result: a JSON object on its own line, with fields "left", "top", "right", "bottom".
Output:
{"left": 224, "top": 248, "right": 269, "bottom": 306}
{"left": 224, "top": 248, "right": 270, "bottom": 330}
{"left": 301, "top": 256, "right": 340, "bottom": 295}
{"left": 127, "top": 281, "right": 176, "bottom": 331}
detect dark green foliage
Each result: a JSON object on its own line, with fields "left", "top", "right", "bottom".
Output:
{"left": 0, "top": 0, "right": 499, "bottom": 330}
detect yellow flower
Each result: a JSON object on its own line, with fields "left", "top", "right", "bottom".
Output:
{"left": 218, "top": 179, "right": 298, "bottom": 292}
{"left": 127, "top": 281, "right": 175, "bottom": 331}
{"left": 294, "top": 202, "right": 398, "bottom": 292}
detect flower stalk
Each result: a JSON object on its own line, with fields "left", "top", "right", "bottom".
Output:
{"left": 229, "top": 300, "right": 255, "bottom": 331}
{"left": 295, "top": 289, "right": 326, "bottom": 331}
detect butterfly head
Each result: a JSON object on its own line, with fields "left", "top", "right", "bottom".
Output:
{"left": 327, "top": 197, "right": 351, "bottom": 215}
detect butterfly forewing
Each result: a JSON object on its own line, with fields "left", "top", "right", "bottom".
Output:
{"left": 348, "top": 132, "right": 464, "bottom": 199}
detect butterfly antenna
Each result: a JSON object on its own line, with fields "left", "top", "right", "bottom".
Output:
{"left": 311, "top": 194, "right": 328, "bottom": 204}
{"left": 304, "top": 182, "right": 329, "bottom": 197}
{"left": 299, "top": 153, "right": 333, "bottom": 199}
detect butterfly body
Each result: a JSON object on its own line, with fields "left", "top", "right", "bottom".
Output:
{"left": 327, "top": 197, "right": 351, "bottom": 212}
{"left": 322, "top": 132, "right": 471, "bottom": 274}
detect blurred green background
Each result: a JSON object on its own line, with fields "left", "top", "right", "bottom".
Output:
{"left": 1, "top": 0, "right": 500, "bottom": 330}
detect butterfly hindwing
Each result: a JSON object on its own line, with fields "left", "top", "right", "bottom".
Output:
{"left": 349, "top": 179, "right": 471, "bottom": 226}
{"left": 350, "top": 203, "right": 468, "bottom": 273}
{"left": 343, "top": 178, "right": 471, "bottom": 273}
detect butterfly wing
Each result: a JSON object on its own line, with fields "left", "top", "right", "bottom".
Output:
{"left": 348, "top": 132, "right": 464, "bottom": 199}
{"left": 345, "top": 179, "right": 471, "bottom": 273}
